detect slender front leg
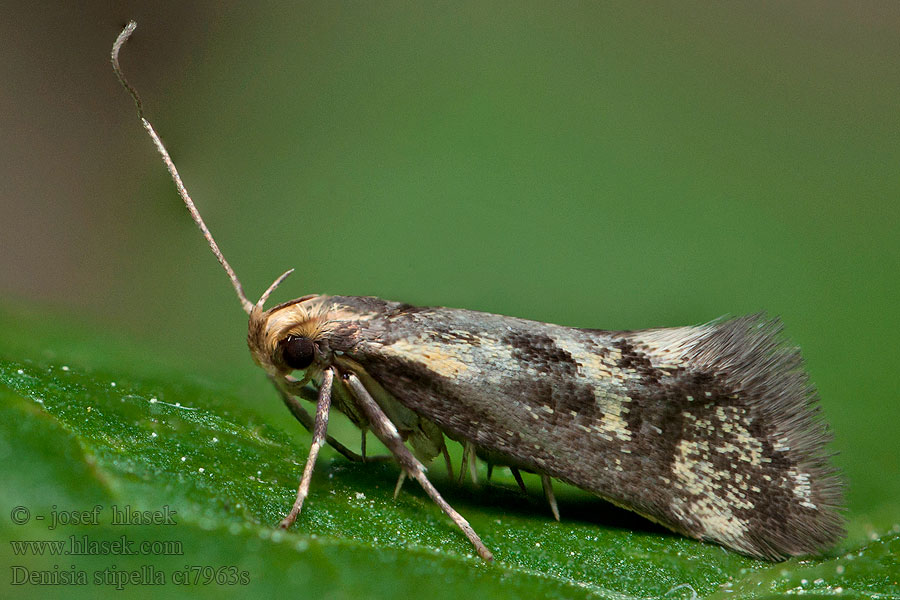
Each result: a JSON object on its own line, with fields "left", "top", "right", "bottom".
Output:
{"left": 271, "top": 376, "right": 368, "bottom": 463}
{"left": 343, "top": 372, "right": 494, "bottom": 561}
{"left": 279, "top": 368, "right": 334, "bottom": 529}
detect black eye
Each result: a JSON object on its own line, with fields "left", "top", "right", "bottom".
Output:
{"left": 280, "top": 336, "right": 316, "bottom": 370}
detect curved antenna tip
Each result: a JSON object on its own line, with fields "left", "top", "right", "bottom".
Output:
{"left": 112, "top": 20, "right": 256, "bottom": 316}
{"left": 256, "top": 269, "right": 295, "bottom": 310}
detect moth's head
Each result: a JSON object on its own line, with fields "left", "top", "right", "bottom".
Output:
{"left": 247, "top": 294, "right": 334, "bottom": 379}
{"left": 245, "top": 273, "right": 364, "bottom": 381}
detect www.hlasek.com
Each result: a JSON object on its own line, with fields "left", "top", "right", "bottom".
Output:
{"left": 11, "top": 534, "right": 183, "bottom": 557}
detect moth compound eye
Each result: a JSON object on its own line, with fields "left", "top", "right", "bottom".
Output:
{"left": 280, "top": 336, "right": 316, "bottom": 371}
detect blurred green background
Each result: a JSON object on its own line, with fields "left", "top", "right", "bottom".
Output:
{"left": 1, "top": 1, "right": 898, "bottom": 596}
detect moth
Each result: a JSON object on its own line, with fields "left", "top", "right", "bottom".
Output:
{"left": 112, "top": 22, "right": 844, "bottom": 562}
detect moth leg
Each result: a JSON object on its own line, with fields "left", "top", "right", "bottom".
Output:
{"left": 457, "top": 443, "right": 469, "bottom": 483}
{"left": 273, "top": 379, "right": 392, "bottom": 463}
{"left": 466, "top": 442, "right": 478, "bottom": 484}
{"left": 361, "top": 429, "right": 367, "bottom": 461}
{"left": 393, "top": 471, "right": 407, "bottom": 500}
{"left": 486, "top": 463, "right": 494, "bottom": 481}
{"left": 279, "top": 368, "right": 334, "bottom": 530}
{"left": 343, "top": 372, "right": 494, "bottom": 562}
{"left": 540, "top": 473, "right": 560, "bottom": 522}
{"left": 441, "top": 440, "right": 454, "bottom": 480}
{"left": 272, "top": 377, "right": 365, "bottom": 463}
{"left": 458, "top": 441, "right": 478, "bottom": 484}
{"left": 510, "top": 467, "right": 528, "bottom": 493}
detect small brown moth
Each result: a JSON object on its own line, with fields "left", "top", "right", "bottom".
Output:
{"left": 112, "top": 22, "right": 844, "bottom": 562}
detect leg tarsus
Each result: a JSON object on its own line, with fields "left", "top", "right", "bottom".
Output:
{"left": 467, "top": 444, "right": 478, "bottom": 484}
{"left": 459, "top": 441, "right": 478, "bottom": 484}
{"left": 541, "top": 473, "right": 560, "bottom": 522}
{"left": 279, "top": 369, "right": 334, "bottom": 529}
{"left": 393, "top": 471, "right": 407, "bottom": 500}
{"left": 344, "top": 372, "right": 493, "bottom": 561}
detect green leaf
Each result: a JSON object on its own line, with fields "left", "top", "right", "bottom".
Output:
{"left": 0, "top": 307, "right": 897, "bottom": 599}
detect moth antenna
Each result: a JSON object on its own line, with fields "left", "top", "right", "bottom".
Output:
{"left": 112, "top": 21, "right": 255, "bottom": 315}
{"left": 256, "top": 269, "right": 295, "bottom": 310}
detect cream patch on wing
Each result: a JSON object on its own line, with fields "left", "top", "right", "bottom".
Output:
{"left": 386, "top": 337, "right": 472, "bottom": 378}
{"left": 554, "top": 336, "right": 616, "bottom": 380}
{"left": 669, "top": 438, "right": 754, "bottom": 550}
{"left": 594, "top": 392, "right": 633, "bottom": 443}
{"left": 711, "top": 405, "right": 765, "bottom": 467}
{"left": 553, "top": 335, "right": 635, "bottom": 443}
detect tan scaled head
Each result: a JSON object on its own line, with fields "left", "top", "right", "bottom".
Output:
{"left": 248, "top": 291, "right": 332, "bottom": 378}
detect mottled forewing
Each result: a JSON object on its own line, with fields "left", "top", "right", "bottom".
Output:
{"left": 328, "top": 297, "right": 843, "bottom": 559}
